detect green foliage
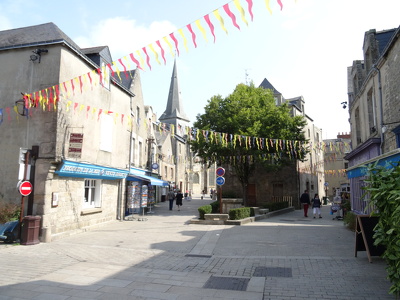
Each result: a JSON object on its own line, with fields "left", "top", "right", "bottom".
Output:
{"left": 221, "top": 190, "right": 238, "bottom": 198}
{"left": 363, "top": 162, "right": 400, "bottom": 297}
{"left": 190, "top": 83, "right": 308, "bottom": 205}
{"left": 262, "top": 201, "right": 289, "bottom": 212}
{"left": 0, "top": 201, "right": 20, "bottom": 223}
{"left": 229, "top": 207, "right": 251, "bottom": 220}
{"left": 210, "top": 201, "right": 219, "bottom": 213}
{"left": 343, "top": 211, "right": 357, "bottom": 232}
{"left": 198, "top": 205, "right": 212, "bottom": 220}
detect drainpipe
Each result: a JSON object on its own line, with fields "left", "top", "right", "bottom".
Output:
{"left": 376, "top": 66, "right": 384, "bottom": 155}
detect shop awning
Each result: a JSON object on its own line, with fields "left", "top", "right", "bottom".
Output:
{"left": 128, "top": 168, "right": 169, "bottom": 186}
{"left": 55, "top": 160, "right": 128, "bottom": 180}
{"left": 346, "top": 149, "right": 400, "bottom": 178}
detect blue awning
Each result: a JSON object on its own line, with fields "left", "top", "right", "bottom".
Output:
{"left": 347, "top": 150, "right": 400, "bottom": 178}
{"left": 128, "top": 168, "right": 169, "bottom": 187}
{"left": 55, "top": 160, "right": 128, "bottom": 180}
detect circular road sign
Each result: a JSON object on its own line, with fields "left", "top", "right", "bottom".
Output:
{"left": 19, "top": 181, "right": 33, "bottom": 196}
{"left": 216, "top": 176, "right": 225, "bottom": 186}
{"left": 216, "top": 167, "right": 225, "bottom": 177}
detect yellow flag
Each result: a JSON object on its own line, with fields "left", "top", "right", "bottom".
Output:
{"left": 135, "top": 50, "right": 146, "bottom": 71}
{"left": 148, "top": 43, "right": 161, "bottom": 65}
{"left": 195, "top": 19, "right": 208, "bottom": 42}
{"left": 163, "top": 36, "right": 175, "bottom": 57}
{"left": 234, "top": 0, "right": 248, "bottom": 26}
{"left": 265, "top": 0, "right": 273, "bottom": 14}
{"left": 213, "top": 9, "right": 228, "bottom": 34}
{"left": 178, "top": 28, "right": 189, "bottom": 52}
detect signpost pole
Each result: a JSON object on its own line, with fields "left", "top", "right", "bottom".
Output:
{"left": 19, "top": 150, "right": 30, "bottom": 239}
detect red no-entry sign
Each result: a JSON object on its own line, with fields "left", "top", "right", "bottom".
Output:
{"left": 19, "top": 181, "right": 33, "bottom": 196}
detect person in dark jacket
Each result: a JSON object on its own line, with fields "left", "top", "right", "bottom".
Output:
{"left": 175, "top": 190, "right": 183, "bottom": 211}
{"left": 167, "top": 189, "right": 175, "bottom": 211}
{"left": 300, "top": 190, "right": 311, "bottom": 217}
{"left": 312, "top": 194, "right": 322, "bottom": 218}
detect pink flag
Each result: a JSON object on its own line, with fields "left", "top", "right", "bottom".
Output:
{"left": 204, "top": 14, "right": 216, "bottom": 43}
{"left": 223, "top": 4, "right": 240, "bottom": 30}
{"left": 142, "top": 47, "right": 152, "bottom": 70}
{"left": 156, "top": 40, "right": 166, "bottom": 64}
{"left": 245, "top": 0, "right": 254, "bottom": 21}
{"left": 186, "top": 24, "right": 197, "bottom": 48}
{"left": 169, "top": 33, "right": 179, "bottom": 56}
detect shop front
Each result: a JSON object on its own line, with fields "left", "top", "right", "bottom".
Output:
{"left": 126, "top": 168, "right": 169, "bottom": 217}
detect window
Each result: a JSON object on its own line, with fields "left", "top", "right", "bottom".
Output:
{"left": 83, "top": 179, "right": 101, "bottom": 208}
{"left": 138, "top": 141, "right": 142, "bottom": 167}
{"left": 170, "top": 167, "right": 174, "bottom": 180}
{"left": 131, "top": 137, "right": 136, "bottom": 165}
{"left": 164, "top": 166, "right": 167, "bottom": 178}
{"left": 100, "top": 114, "right": 113, "bottom": 152}
{"left": 100, "top": 61, "right": 110, "bottom": 90}
{"left": 393, "top": 125, "right": 400, "bottom": 148}
{"left": 367, "top": 89, "right": 375, "bottom": 134}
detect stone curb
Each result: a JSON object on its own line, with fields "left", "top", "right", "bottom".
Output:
{"left": 189, "top": 206, "right": 296, "bottom": 225}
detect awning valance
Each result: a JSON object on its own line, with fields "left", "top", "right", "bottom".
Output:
{"left": 346, "top": 149, "right": 400, "bottom": 178}
{"left": 128, "top": 168, "right": 169, "bottom": 187}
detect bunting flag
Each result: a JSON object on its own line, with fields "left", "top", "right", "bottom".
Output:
{"left": 234, "top": 0, "right": 249, "bottom": 26}
{"left": 223, "top": 3, "right": 241, "bottom": 30}
{"left": 186, "top": 24, "right": 197, "bottom": 48}
{"left": 195, "top": 19, "right": 208, "bottom": 43}
{"left": 156, "top": 40, "right": 167, "bottom": 64}
{"left": 213, "top": 9, "right": 228, "bottom": 34}
{"left": 178, "top": 28, "right": 189, "bottom": 52}
{"left": 204, "top": 14, "right": 216, "bottom": 43}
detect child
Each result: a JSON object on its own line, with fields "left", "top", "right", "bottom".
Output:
{"left": 312, "top": 194, "right": 322, "bottom": 218}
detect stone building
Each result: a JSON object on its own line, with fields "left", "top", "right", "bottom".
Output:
{"left": 0, "top": 23, "right": 168, "bottom": 242}
{"left": 221, "top": 79, "right": 324, "bottom": 208}
{"left": 157, "top": 60, "right": 216, "bottom": 196}
{"left": 345, "top": 26, "right": 400, "bottom": 214}
{"left": 323, "top": 133, "right": 351, "bottom": 199}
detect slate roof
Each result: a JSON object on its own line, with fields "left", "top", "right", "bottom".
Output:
{"left": 259, "top": 78, "right": 281, "bottom": 95}
{"left": 159, "top": 59, "right": 190, "bottom": 123}
{"left": 375, "top": 28, "right": 397, "bottom": 55}
{"left": 0, "top": 22, "right": 81, "bottom": 51}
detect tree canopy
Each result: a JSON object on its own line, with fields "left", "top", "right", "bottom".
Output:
{"left": 190, "top": 83, "right": 308, "bottom": 204}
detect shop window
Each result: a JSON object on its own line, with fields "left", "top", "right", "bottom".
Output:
{"left": 83, "top": 179, "right": 101, "bottom": 208}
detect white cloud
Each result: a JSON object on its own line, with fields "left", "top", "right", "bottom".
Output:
{"left": 74, "top": 17, "right": 177, "bottom": 60}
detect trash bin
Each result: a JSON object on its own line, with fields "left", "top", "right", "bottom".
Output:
{"left": 21, "top": 216, "right": 41, "bottom": 245}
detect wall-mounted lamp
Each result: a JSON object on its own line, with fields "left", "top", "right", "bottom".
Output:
{"left": 15, "top": 99, "right": 28, "bottom": 116}
{"left": 30, "top": 48, "right": 48, "bottom": 63}
{"left": 341, "top": 101, "right": 347, "bottom": 109}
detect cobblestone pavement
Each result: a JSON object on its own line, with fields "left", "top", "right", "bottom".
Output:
{"left": 0, "top": 197, "right": 394, "bottom": 300}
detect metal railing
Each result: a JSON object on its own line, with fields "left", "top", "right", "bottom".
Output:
{"left": 270, "top": 196, "right": 293, "bottom": 207}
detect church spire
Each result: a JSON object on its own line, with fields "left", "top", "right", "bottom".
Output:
{"left": 159, "top": 59, "right": 190, "bottom": 125}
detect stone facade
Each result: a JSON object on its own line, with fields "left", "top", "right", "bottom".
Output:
{"left": 221, "top": 80, "right": 324, "bottom": 208}
{"left": 345, "top": 26, "right": 400, "bottom": 214}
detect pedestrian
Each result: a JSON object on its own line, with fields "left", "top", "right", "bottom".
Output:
{"left": 167, "top": 189, "right": 175, "bottom": 211}
{"left": 300, "top": 190, "right": 311, "bottom": 217}
{"left": 201, "top": 190, "right": 205, "bottom": 200}
{"left": 312, "top": 193, "right": 322, "bottom": 218}
{"left": 184, "top": 190, "right": 188, "bottom": 201}
{"left": 175, "top": 190, "right": 183, "bottom": 211}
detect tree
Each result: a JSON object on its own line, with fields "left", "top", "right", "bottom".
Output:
{"left": 190, "top": 83, "right": 308, "bottom": 206}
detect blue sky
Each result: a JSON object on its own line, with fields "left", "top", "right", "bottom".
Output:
{"left": 1, "top": 0, "right": 399, "bottom": 139}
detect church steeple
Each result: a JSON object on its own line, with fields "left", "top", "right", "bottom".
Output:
{"left": 159, "top": 59, "right": 190, "bottom": 126}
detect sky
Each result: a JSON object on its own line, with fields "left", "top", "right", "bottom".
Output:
{"left": 0, "top": 0, "right": 399, "bottom": 139}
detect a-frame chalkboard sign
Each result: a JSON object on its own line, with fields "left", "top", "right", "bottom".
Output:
{"left": 354, "top": 215, "right": 385, "bottom": 263}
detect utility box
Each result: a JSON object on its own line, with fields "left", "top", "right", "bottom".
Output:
{"left": 21, "top": 216, "right": 41, "bottom": 245}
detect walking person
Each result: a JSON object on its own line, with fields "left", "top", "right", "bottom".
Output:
{"left": 167, "top": 189, "right": 175, "bottom": 211}
{"left": 300, "top": 190, "right": 311, "bottom": 217}
{"left": 175, "top": 190, "right": 183, "bottom": 211}
{"left": 312, "top": 194, "right": 322, "bottom": 218}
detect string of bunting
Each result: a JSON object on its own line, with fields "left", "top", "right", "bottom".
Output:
{"left": 1, "top": 0, "right": 290, "bottom": 115}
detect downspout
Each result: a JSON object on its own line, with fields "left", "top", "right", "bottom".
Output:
{"left": 376, "top": 66, "right": 384, "bottom": 155}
